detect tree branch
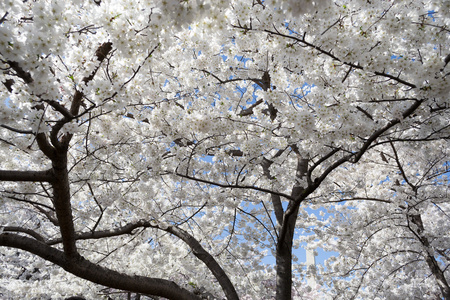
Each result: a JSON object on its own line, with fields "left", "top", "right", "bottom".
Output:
{"left": 239, "top": 99, "right": 264, "bottom": 116}
{"left": 43, "top": 99, "right": 74, "bottom": 119}
{"left": 233, "top": 25, "right": 417, "bottom": 89}
{"left": 408, "top": 213, "right": 450, "bottom": 298}
{"left": 5, "top": 60, "right": 33, "bottom": 84}
{"left": 0, "top": 11, "right": 8, "bottom": 25}
{"left": 1, "top": 124, "right": 33, "bottom": 134}
{"left": 3, "top": 226, "right": 46, "bottom": 242}
{"left": 165, "top": 225, "right": 239, "bottom": 300}
{"left": 0, "top": 233, "right": 201, "bottom": 300}
{"left": 48, "top": 220, "right": 239, "bottom": 300}
{"left": 36, "top": 132, "right": 57, "bottom": 159}
{"left": 261, "top": 157, "right": 283, "bottom": 225}
{"left": 176, "top": 172, "right": 294, "bottom": 201}
{"left": 0, "top": 169, "right": 54, "bottom": 182}
{"left": 280, "top": 99, "right": 425, "bottom": 247}
{"left": 70, "top": 42, "right": 113, "bottom": 117}
{"left": 352, "top": 99, "right": 423, "bottom": 163}
{"left": 389, "top": 140, "right": 417, "bottom": 191}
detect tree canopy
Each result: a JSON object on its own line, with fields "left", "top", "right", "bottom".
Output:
{"left": 0, "top": 0, "right": 449, "bottom": 299}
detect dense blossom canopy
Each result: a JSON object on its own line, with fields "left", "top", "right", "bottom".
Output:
{"left": 0, "top": 0, "right": 449, "bottom": 299}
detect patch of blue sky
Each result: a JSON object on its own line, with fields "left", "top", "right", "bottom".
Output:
{"left": 430, "top": 163, "right": 450, "bottom": 185}
{"left": 428, "top": 10, "right": 436, "bottom": 21}
{"left": 379, "top": 175, "right": 390, "bottom": 184}
{"left": 285, "top": 21, "right": 300, "bottom": 35}
{"left": 288, "top": 83, "right": 313, "bottom": 107}
{"left": 234, "top": 54, "right": 253, "bottom": 68}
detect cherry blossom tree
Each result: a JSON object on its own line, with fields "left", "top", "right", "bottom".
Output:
{"left": 0, "top": 0, "right": 449, "bottom": 299}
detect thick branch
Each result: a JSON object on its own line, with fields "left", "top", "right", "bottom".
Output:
{"left": 30, "top": 44, "right": 115, "bottom": 257}
{"left": 48, "top": 220, "right": 239, "bottom": 300}
{"left": 280, "top": 99, "right": 424, "bottom": 248}
{"left": 409, "top": 213, "right": 450, "bottom": 299}
{"left": 239, "top": 99, "right": 264, "bottom": 117}
{"left": 0, "top": 233, "right": 201, "bottom": 300}
{"left": 0, "top": 169, "right": 54, "bottom": 182}
{"left": 44, "top": 42, "right": 114, "bottom": 150}
{"left": 43, "top": 99, "right": 74, "bottom": 119}
{"left": 276, "top": 155, "right": 307, "bottom": 300}
{"left": 261, "top": 158, "right": 283, "bottom": 225}
{"left": 165, "top": 225, "right": 239, "bottom": 300}
{"left": 3, "top": 226, "right": 46, "bottom": 242}
{"left": 6, "top": 60, "right": 33, "bottom": 84}
{"left": 36, "top": 132, "right": 57, "bottom": 159}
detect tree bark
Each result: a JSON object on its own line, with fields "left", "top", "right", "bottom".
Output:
{"left": 166, "top": 226, "right": 239, "bottom": 300}
{"left": 51, "top": 151, "right": 78, "bottom": 257}
{"left": 0, "top": 233, "right": 202, "bottom": 300}
{"left": 45, "top": 221, "right": 239, "bottom": 300}
{"left": 0, "top": 169, "right": 54, "bottom": 182}
{"left": 409, "top": 213, "right": 450, "bottom": 300}
{"left": 275, "top": 157, "right": 307, "bottom": 300}
{"left": 275, "top": 203, "right": 299, "bottom": 300}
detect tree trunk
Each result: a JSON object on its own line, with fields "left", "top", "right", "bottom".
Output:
{"left": 275, "top": 204, "right": 299, "bottom": 300}
{"left": 51, "top": 151, "right": 78, "bottom": 256}
{"left": 275, "top": 156, "right": 307, "bottom": 300}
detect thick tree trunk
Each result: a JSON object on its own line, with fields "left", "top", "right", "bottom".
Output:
{"left": 275, "top": 156, "right": 307, "bottom": 300}
{"left": 275, "top": 204, "right": 299, "bottom": 300}
{"left": 51, "top": 151, "right": 78, "bottom": 256}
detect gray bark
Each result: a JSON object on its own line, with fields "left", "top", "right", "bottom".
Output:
{"left": 409, "top": 213, "right": 450, "bottom": 300}
{"left": 275, "top": 157, "right": 308, "bottom": 300}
